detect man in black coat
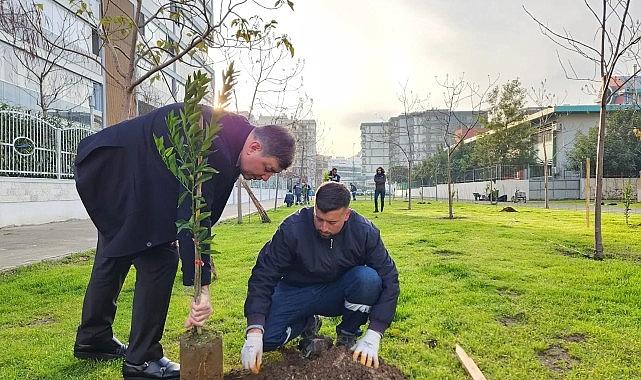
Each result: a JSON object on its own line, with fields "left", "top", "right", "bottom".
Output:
{"left": 72, "top": 103, "right": 295, "bottom": 380}
{"left": 240, "top": 182, "right": 399, "bottom": 373}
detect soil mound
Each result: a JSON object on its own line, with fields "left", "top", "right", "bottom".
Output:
{"left": 225, "top": 346, "right": 406, "bottom": 380}
{"left": 500, "top": 206, "right": 518, "bottom": 212}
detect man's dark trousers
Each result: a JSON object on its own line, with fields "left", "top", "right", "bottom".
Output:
{"left": 75, "top": 236, "right": 179, "bottom": 365}
{"left": 262, "top": 266, "right": 382, "bottom": 351}
{"left": 374, "top": 189, "right": 385, "bottom": 212}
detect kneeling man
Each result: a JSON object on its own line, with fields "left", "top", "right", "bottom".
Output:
{"left": 241, "top": 181, "right": 400, "bottom": 372}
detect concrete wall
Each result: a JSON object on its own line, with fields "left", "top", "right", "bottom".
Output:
{"left": 397, "top": 179, "right": 529, "bottom": 201}
{"left": 580, "top": 178, "right": 641, "bottom": 201}
{"left": 529, "top": 179, "right": 580, "bottom": 200}
{"left": 0, "top": 177, "right": 286, "bottom": 228}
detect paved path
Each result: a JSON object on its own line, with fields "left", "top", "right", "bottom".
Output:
{"left": 0, "top": 199, "right": 278, "bottom": 271}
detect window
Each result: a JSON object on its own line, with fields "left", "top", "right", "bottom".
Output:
{"left": 91, "top": 29, "right": 100, "bottom": 55}
{"left": 92, "top": 81, "right": 103, "bottom": 112}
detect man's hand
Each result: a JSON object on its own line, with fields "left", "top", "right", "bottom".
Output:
{"left": 241, "top": 331, "right": 263, "bottom": 374}
{"left": 351, "top": 329, "right": 382, "bottom": 368}
{"left": 184, "top": 286, "right": 212, "bottom": 328}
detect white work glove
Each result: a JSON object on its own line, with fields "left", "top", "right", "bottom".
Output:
{"left": 241, "top": 332, "right": 263, "bottom": 374}
{"left": 351, "top": 329, "right": 382, "bottom": 368}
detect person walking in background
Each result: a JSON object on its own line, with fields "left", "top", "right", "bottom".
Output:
{"left": 293, "top": 182, "right": 302, "bottom": 205}
{"left": 374, "top": 167, "right": 386, "bottom": 213}
{"left": 329, "top": 168, "right": 341, "bottom": 182}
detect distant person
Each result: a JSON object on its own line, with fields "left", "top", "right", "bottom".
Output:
{"left": 374, "top": 167, "right": 386, "bottom": 213}
{"left": 329, "top": 168, "right": 341, "bottom": 182}
{"left": 293, "top": 182, "right": 302, "bottom": 205}
{"left": 350, "top": 183, "right": 357, "bottom": 201}
{"left": 302, "top": 182, "right": 310, "bottom": 205}
{"left": 284, "top": 191, "right": 295, "bottom": 207}
{"left": 240, "top": 182, "right": 399, "bottom": 373}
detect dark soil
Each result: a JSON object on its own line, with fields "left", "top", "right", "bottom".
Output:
{"left": 497, "top": 287, "right": 522, "bottom": 299}
{"left": 433, "top": 249, "right": 464, "bottom": 257}
{"left": 537, "top": 344, "right": 579, "bottom": 373}
{"left": 224, "top": 346, "right": 406, "bottom": 380}
{"left": 498, "top": 312, "right": 525, "bottom": 326}
{"left": 500, "top": 206, "right": 518, "bottom": 212}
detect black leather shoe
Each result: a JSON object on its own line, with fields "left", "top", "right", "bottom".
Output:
{"left": 122, "top": 357, "right": 180, "bottom": 380}
{"left": 74, "top": 337, "right": 127, "bottom": 361}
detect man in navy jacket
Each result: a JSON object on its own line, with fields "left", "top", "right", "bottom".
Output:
{"left": 72, "top": 103, "right": 295, "bottom": 380}
{"left": 241, "top": 182, "right": 400, "bottom": 373}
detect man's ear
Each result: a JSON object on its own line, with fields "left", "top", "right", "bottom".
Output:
{"left": 247, "top": 140, "right": 263, "bottom": 154}
{"left": 344, "top": 208, "right": 352, "bottom": 221}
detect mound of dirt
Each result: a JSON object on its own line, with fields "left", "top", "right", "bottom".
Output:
{"left": 225, "top": 346, "right": 406, "bottom": 380}
{"left": 500, "top": 206, "right": 518, "bottom": 212}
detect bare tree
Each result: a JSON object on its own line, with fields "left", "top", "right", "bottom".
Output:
{"left": 528, "top": 79, "right": 567, "bottom": 209}
{"left": 0, "top": 1, "right": 88, "bottom": 116}
{"left": 392, "top": 81, "right": 425, "bottom": 210}
{"left": 25, "top": 0, "right": 294, "bottom": 121}
{"left": 234, "top": 27, "right": 303, "bottom": 223}
{"left": 433, "top": 74, "right": 494, "bottom": 219}
{"left": 526, "top": 1, "right": 641, "bottom": 259}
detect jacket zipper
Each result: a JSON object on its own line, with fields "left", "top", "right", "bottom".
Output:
{"left": 330, "top": 238, "right": 333, "bottom": 250}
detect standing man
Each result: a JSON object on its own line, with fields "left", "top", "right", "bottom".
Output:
{"left": 374, "top": 167, "right": 386, "bottom": 213}
{"left": 241, "top": 182, "right": 399, "bottom": 373}
{"left": 329, "top": 167, "right": 341, "bottom": 182}
{"left": 301, "top": 181, "right": 310, "bottom": 205}
{"left": 72, "top": 103, "right": 295, "bottom": 380}
{"left": 293, "top": 182, "right": 302, "bottom": 205}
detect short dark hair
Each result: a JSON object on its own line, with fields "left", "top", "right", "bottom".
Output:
{"left": 315, "top": 182, "right": 351, "bottom": 212}
{"left": 253, "top": 125, "right": 296, "bottom": 169}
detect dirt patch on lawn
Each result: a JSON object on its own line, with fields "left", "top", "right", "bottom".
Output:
{"left": 20, "top": 314, "right": 56, "bottom": 327}
{"left": 497, "top": 287, "right": 522, "bottom": 299}
{"left": 224, "top": 346, "right": 406, "bottom": 380}
{"left": 537, "top": 344, "right": 579, "bottom": 373}
{"left": 498, "top": 312, "right": 525, "bottom": 326}
{"left": 499, "top": 206, "right": 518, "bottom": 212}
{"left": 433, "top": 249, "right": 464, "bottom": 257}
{"left": 557, "top": 333, "right": 587, "bottom": 343}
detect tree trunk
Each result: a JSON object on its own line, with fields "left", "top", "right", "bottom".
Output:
{"left": 407, "top": 161, "right": 412, "bottom": 210}
{"left": 274, "top": 174, "right": 280, "bottom": 211}
{"left": 241, "top": 179, "right": 270, "bottom": 223}
{"left": 543, "top": 132, "right": 549, "bottom": 209}
{"left": 236, "top": 177, "right": 242, "bottom": 224}
{"left": 447, "top": 151, "right": 453, "bottom": 219}
{"left": 594, "top": 98, "right": 606, "bottom": 260}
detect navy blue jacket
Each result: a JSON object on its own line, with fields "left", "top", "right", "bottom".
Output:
{"left": 74, "top": 103, "right": 253, "bottom": 286}
{"left": 244, "top": 207, "right": 400, "bottom": 334}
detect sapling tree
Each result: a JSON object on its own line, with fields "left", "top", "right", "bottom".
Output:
{"left": 153, "top": 66, "right": 236, "bottom": 329}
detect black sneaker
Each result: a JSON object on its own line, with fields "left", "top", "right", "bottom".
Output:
{"left": 298, "top": 316, "right": 331, "bottom": 357}
{"left": 336, "top": 331, "right": 357, "bottom": 348}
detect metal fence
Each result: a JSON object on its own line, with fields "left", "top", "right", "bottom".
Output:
{"left": 0, "top": 111, "right": 95, "bottom": 178}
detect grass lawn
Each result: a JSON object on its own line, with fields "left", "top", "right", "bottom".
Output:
{"left": 1, "top": 200, "right": 640, "bottom": 379}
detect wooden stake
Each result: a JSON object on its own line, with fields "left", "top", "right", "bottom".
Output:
{"left": 585, "top": 157, "right": 590, "bottom": 227}
{"left": 455, "top": 344, "right": 487, "bottom": 380}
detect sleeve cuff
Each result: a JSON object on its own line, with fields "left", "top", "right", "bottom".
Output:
{"left": 247, "top": 313, "right": 266, "bottom": 327}
{"left": 368, "top": 319, "right": 388, "bottom": 336}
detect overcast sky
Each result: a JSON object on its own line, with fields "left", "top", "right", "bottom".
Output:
{"left": 231, "top": 0, "right": 640, "bottom": 157}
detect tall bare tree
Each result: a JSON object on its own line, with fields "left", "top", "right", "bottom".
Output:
{"left": 0, "top": 1, "right": 88, "bottom": 116}
{"left": 433, "top": 74, "right": 494, "bottom": 219}
{"left": 526, "top": 1, "right": 641, "bottom": 259}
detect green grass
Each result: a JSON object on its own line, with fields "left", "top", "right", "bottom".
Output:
{"left": 1, "top": 201, "right": 640, "bottom": 379}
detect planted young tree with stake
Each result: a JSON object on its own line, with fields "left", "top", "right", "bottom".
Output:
{"left": 526, "top": 0, "right": 641, "bottom": 259}
{"left": 154, "top": 66, "right": 236, "bottom": 379}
